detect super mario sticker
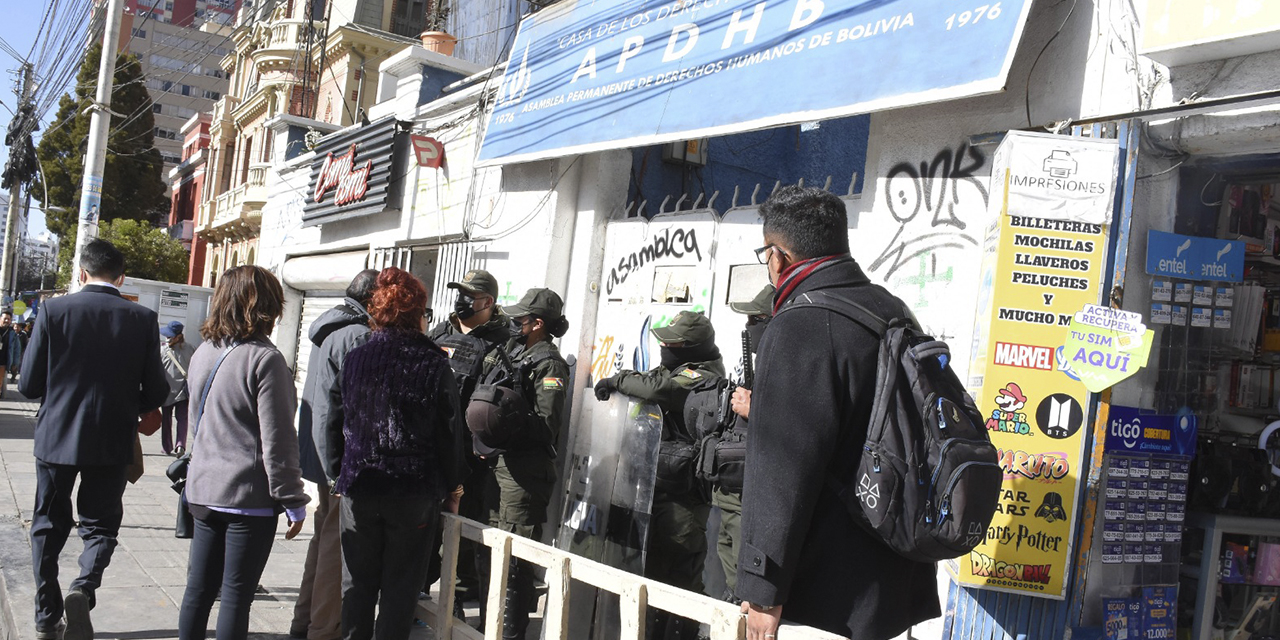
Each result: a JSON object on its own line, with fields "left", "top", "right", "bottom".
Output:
{"left": 986, "top": 383, "right": 1032, "bottom": 436}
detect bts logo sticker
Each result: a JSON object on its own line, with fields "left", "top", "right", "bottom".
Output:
{"left": 1035, "top": 393, "right": 1084, "bottom": 439}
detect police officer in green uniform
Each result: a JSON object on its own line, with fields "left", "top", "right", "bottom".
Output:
{"left": 593, "top": 311, "right": 724, "bottom": 640}
{"left": 427, "top": 269, "right": 510, "bottom": 611}
{"left": 714, "top": 284, "right": 774, "bottom": 602}
{"left": 471, "top": 288, "right": 571, "bottom": 640}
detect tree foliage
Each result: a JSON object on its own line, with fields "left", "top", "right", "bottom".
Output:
{"left": 55, "top": 219, "right": 189, "bottom": 288}
{"left": 33, "top": 44, "right": 169, "bottom": 240}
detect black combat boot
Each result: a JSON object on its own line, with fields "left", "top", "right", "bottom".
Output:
{"left": 666, "top": 614, "right": 702, "bottom": 640}
{"left": 646, "top": 608, "right": 669, "bottom": 640}
{"left": 502, "top": 557, "right": 534, "bottom": 640}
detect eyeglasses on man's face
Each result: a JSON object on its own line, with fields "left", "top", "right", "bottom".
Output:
{"left": 754, "top": 244, "right": 787, "bottom": 264}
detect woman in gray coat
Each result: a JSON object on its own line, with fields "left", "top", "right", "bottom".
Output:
{"left": 178, "top": 266, "right": 310, "bottom": 640}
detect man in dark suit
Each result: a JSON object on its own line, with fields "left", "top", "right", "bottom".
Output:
{"left": 736, "top": 187, "right": 939, "bottom": 640}
{"left": 20, "top": 239, "right": 169, "bottom": 640}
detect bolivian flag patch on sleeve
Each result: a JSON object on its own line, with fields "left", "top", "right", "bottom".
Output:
{"left": 542, "top": 377, "right": 564, "bottom": 389}
{"left": 678, "top": 369, "right": 702, "bottom": 380}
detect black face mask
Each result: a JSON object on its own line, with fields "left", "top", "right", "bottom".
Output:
{"left": 660, "top": 342, "right": 722, "bottom": 370}
{"left": 745, "top": 319, "right": 770, "bottom": 354}
{"left": 511, "top": 319, "right": 530, "bottom": 345}
{"left": 454, "top": 293, "right": 477, "bottom": 320}
{"left": 660, "top": 347, "right": 682, "bottom": 370}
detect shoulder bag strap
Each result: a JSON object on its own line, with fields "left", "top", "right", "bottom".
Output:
{"left": 779, "top": 290, "right": 891, "bottom": 336}
{"left": 165, "top": 347, "right": 189, "bottom": 378}
{"left": 192, "top": 342, "right": 243, "bottom": 440}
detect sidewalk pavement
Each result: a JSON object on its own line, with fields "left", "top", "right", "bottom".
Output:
{"left": 0, "top": 390, "right": 445, "bottom": 640}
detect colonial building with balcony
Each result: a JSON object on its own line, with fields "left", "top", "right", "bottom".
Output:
{"left": 167, "top": 113, "right": 211, "bottom": 285}
{"left": 193, "top": 0, "right": 422, "bottom": 286}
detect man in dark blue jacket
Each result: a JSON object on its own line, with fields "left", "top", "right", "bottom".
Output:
{"left": 291, "top": 269, "right": 377, "bottom": 640}
{"left": 20, "top": 239, "right": 169, "bottom": 640}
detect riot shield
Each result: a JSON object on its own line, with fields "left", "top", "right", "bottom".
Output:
{"left": 555, "top": 395, "right": 663, "bottom": 639}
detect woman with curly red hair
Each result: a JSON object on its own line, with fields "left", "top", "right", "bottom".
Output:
{"left": 320, "top": 267, "right": 469, "bottom": 640}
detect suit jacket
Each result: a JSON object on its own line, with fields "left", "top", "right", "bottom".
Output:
{"left": 20, "top": 284, "right": 169, "bottom": 466}
{"left": 735, "top": 259, "right": 939, "bottom": 640}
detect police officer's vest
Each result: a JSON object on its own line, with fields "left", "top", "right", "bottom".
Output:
{"left": 683, "top": 378, "right": 748, "bottom": 493}
{"left": 435, "top": 332, "right": 500, "bottom": 406}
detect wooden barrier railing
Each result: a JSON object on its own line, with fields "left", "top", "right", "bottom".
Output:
{"left": 416, "top": 513, "right": 849, "bottom": 640}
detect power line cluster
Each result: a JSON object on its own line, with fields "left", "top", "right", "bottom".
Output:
{"left": 6, "top": 0, "right": 101, "bottom": 143}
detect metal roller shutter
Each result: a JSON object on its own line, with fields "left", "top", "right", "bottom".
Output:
{"left": 293, "top": 293, "right": 343, "bottom": 398}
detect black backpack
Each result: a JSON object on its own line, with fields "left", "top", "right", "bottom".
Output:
{"left": 778, "top": 289, "right": 1002, "bottom": 563}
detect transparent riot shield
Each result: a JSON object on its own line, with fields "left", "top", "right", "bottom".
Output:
{"left": 555, "top": 395, "right": 663, "bottom": 639}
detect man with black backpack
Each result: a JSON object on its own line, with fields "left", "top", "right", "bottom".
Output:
{"left": 594, "top": 311, "right": 724, "bottom": 640}
{"left": 736, "top": 186, "right": 944, "bottom": 640}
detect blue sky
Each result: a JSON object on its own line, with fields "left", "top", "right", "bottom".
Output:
{"left": 1, "top": 2, "right": 79, "bottom": 238}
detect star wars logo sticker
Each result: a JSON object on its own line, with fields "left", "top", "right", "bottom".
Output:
{"left": 1035, "top": 492, "right": 1068, "bottom": 522}
{"left": 1035, "top": 393, "right": 1083, "bottom": 439}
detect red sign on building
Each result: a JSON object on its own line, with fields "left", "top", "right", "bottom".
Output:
{"left": 410, "top": 135, "right": 446, "bottom": 168}
{"left": 313, "top": 144, "right": 373, "bottom": 206}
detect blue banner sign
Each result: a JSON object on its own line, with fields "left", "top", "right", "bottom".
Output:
{"left": 1145, "top": 230, "right": 1245, "bottom": 282}
{"left": 477, "top": 0, "right": 1034, "bottom": 165}
{"left": 1104, "top": 406, "right": 1197, "bottom": 456}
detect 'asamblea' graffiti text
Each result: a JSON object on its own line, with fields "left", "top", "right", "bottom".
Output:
{"left": 606, "top": 228, "right": 704, "bottom": 294}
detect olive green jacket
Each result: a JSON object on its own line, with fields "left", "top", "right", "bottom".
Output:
{"left": 615, "top": 359, "right": 726, "bottom": 440}
{"left": 505, "top": 338, "right": 571, "bottom": 452}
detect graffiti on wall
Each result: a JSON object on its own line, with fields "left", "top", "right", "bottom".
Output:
{"left": 871, "top": 143, "right": 989, "bottom": 278}
{"left": 606, "top": 227, "right": 703, "bottom": 295}
{"left": 591, "top": 335, "right": 626, "bottom": 382}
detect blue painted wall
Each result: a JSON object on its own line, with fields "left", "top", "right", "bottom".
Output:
{"left": 627, "top": 113, "right": 871, "bottom": 216}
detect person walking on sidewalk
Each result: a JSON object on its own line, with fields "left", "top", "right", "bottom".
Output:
{"left": 292, "top": 269, "right": 377, "bottom": 640}
{"left": 159, "top": 321, "right": 196, "bottom": 456}
{"left": 0, "top": 310, "right": 16, "bottom": 396}
{"left": 179, "top": 266, "right": 310, "bottom": 640}
{"left": 19, "top": 240, "right": 170, "bottom": 640}
{"left": 323, "top": 267, "right": 468, "bottom": 640}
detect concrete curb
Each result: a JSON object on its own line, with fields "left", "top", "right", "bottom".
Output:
{"left": 0, "top": 515, "right": 32, "bottom": 640}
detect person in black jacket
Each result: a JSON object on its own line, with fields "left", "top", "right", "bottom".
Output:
{"left": 291, "top": 269, "right": 377, "bottom": 640}
{"left": 20, "top": 240, "right": 169, "bottom": 640}
{"left": 736, "top": 187, "right": 939, "bottom": 640}
{"left": 324, "top": 267, "right": 469, "bottom": 640}
{"left": 427, "top": 268, "right": 510, "bottom": 611}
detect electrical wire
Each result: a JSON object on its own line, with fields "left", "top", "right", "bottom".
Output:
{"left": 1024, "top": 0, "right": 1078, "bottom": 128}
{"left": 1201, "top": 173, "right": 1224, "bottom": 207}
{"left": 0, "top": 35, "right": 26, "bottom": 62}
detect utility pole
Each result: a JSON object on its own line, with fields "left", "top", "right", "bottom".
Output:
{"left": 70, "top": 0, "right": 126, "bottom": 292}
{"left": 1, "top": 62, "right": 35, "bottom": 304}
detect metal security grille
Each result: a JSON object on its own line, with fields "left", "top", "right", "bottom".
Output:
{"left": 431, "top": 241, "right": 487, "bottom": 316}
{"left": 293, "top": 293, "right": 342, "bottom": 399}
